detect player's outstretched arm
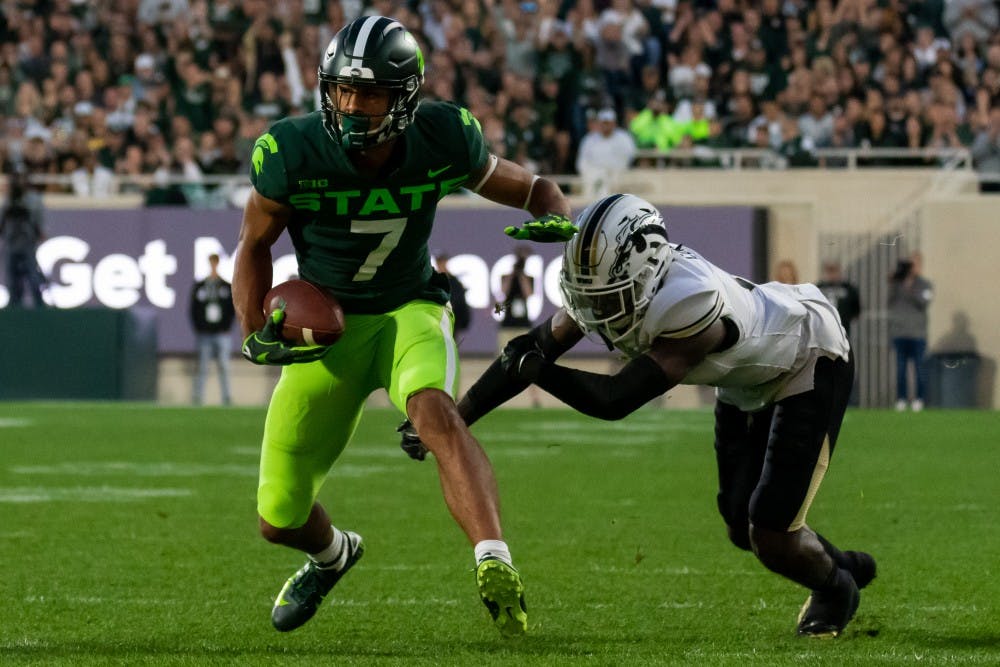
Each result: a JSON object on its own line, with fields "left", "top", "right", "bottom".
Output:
{"left": 459, "top": 309, "right": 583, "bottom": 425}
{"left": 501, "top": 320, "right": 727, "bottom": 421}
{"left": 472, "top": 155, "right": 571, "bottom": 220}
{"left": 398, "top": 310, "right": 583, "bottom": 460}
{"left": 504, "top": 342, "right": 674, "bottom": 421}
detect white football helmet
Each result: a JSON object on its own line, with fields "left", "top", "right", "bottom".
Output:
{"left": 560, "top": 193, "right": 673, "bottom": 349}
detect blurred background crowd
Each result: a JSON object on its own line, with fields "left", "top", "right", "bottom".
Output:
{"left": 2, "top": 0, "right": 1000, "bottom": 202}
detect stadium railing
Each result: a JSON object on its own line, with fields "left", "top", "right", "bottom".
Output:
{"left": 11, "top": 147, "right": 979, "bottom": 196}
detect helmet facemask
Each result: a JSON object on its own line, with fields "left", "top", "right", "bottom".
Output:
{"left": 320, "top": 78, "right": 420, "bottom": 151}
{"left": 560, "top": 194, "right": 673, "bottom": 353}
{"left": 318, "top": 17, "right": 424, "bottom": 151}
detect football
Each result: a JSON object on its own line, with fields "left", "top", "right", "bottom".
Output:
{"left": 263, "top": 279, "right": 345, "bottom": 347}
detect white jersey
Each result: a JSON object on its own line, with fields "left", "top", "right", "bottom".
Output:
{"left": 621, "top": 244, "right": 850, "bottom": 411}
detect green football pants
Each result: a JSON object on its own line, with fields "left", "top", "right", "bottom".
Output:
{"left": 257, "top": 300, "right": 458, "bottom": 528}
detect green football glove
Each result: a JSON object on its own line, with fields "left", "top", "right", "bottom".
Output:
{"left": 241, "top": 307, "right": 331, "bottom": 366}
{"left": 504, "top": 214, "right": 578, "bottom": 243}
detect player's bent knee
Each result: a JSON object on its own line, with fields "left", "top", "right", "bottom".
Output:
{"left": 257, "top": 484, "right": 311, "bottom": 537}
{"left": 406, "top": 388, "right": 466, "bottom": 450}
{"left": 259, "top": 517, "right": 289, "bottom": 544}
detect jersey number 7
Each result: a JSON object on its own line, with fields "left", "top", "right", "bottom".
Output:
{"left": 351, "top": 218, "right": 406, "bottom": 282}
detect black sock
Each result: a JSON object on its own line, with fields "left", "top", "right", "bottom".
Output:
{"left": 816, "top": 533, "right": 857, "bottom": 572}
{"left": 818, "top": 564, "right": 853, "bottom": 594}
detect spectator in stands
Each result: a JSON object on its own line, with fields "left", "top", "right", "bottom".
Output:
{"left": 576, "top": 107, "right": 637, "bottom": 197}
{"left": 594, "top": 2, "right": 635, "bottom": 116}
{"left": 925, "top": 98, "right": 972, "bottom": 151}
{"left": 173, "top": 54, "right": 213, "bottom": 134}
{"left": 857, "top": 109, "right": 905, "bottom": 166}
{"left": 4, "top": 0, "right": 999, "bottom": 201}
{"left": 912, "top": 25, "right": 951, "bottom": 74}
{"left": 675, "top": 98, "right": 714, "bottom": 147}
{"left": 245, "top": 71, "right": 290, "bottom": 122}
{"left": 629, "top": 90, "right": 680, "bottom": 154}
{"left": 799, "top": 92, "right": 835, "bottom": 148}
{"left": 749, "top": 96, "right": 786, "bottom": 149}
{"left": 778, "top": 117, "right": 819, "bottom": 167}
{"left": 669, "top": 44, "right": 712, "bottom": 102}
{"left": 673, "top": 72, "right": 717, "bottom": 125}
{"left": 971, "top": 104, "right": 1000, "bottom": 192}
{"left": 944, "top": 0, "right": 999, "bottom": 49}
{"left": 71, "top": 150, "right": 115, "bottom": 198}
{"left": 719, "top": 93, "right": 756, "bottom": 147}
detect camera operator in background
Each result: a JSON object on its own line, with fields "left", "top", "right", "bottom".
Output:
{"left": 888, "top": 251, "right": 933, "bottom": 411}
{"left": 0, "top": 171, "right": 47, "bottom": 308}
{"left": 498, "top": 245, "right": 541, "bottom": 407}
{"left": 435, "top": 252, "right": 471, "bottom": 346}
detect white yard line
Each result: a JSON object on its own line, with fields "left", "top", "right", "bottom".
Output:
{"left": 0, "top": 486, "right": 192, "bottom": 503}
{"left": 9, "top": 461, "right": 390, "bottom": 478}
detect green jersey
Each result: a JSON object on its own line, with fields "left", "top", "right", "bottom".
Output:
{"left": 250, "top": 101, "right": 489, "bottom": 314}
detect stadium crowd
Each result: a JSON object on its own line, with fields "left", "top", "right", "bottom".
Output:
{"left": 2, "top": 0, "right": 1000, "bottom": 201}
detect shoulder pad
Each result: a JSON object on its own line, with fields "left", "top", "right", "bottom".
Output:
{"left": 645, "top": 266, "right": 725, "bottom": 340}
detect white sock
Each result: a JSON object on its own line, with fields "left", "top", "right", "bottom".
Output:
{"left": 309, "top": 526, "right": 347, "bottom": 570}
{"left": 474, "top": 540, "right": 512, "bottom": 566}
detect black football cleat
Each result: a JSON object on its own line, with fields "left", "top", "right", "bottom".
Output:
{"left": 796, "top": 568, "right": 860, "bottom": 638}
{"left": 271, "top": 531, "right": 364, "bottom": 632}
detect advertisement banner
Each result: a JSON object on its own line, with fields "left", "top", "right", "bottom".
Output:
{"left": 2, "top": 205, "right": 764, "bottom": 355}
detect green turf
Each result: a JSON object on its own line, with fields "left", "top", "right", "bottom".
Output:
{"left": 1, "top": 404, "right": 998, "bottom": 665}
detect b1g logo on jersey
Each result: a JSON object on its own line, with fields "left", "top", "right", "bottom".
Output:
{"left": 288, "top": 178, "right": 467, "bottom": 215}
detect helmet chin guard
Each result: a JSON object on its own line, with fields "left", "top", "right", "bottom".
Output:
{"left": 560, "top": 194, "right": 673, "bottom": 353}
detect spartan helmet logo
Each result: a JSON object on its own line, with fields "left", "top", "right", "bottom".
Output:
{"left": 608, "top": 212, "right": 670, "bottom": 282}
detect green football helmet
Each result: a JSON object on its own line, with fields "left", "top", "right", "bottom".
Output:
{"left": 318, "top": 16, "right": 425, "bottom": 150}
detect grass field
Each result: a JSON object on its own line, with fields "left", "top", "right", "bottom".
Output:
{"left": 1, "top": 403, "right": 998, "bottom": 666}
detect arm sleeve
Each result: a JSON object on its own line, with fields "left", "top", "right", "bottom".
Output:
{"left": 533, "top": 354, "right": 674, "bottom": 421}
{"left": 459, "top": 358, "right": 532, "bottom": 426}
{"left": 458, "top": 316, "right": 573, "bottom": 425}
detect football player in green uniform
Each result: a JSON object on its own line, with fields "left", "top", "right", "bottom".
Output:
{"left": 232, "top": 15, "right": 574, "bottom": 636}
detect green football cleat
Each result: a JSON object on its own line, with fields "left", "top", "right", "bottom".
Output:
{"left": 476, "top": 558, "right": 527, "bottom": 637}
{"left": 271, "top": 531, "right": 364, "bottom": 632}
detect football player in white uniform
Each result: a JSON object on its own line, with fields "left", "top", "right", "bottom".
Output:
{"left": 399, "top": 193, "right": 876, "bottom": 638}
